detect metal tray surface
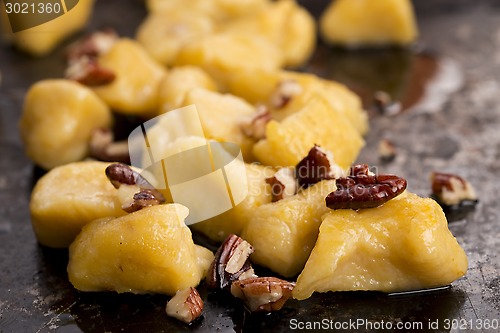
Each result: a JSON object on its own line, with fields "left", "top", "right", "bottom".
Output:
{"left": 1, "top": 1, "right": 499, "bottom": 332}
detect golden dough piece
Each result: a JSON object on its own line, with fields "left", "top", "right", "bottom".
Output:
{"left": 320, "top": 0, "right": 418, "bottom": 47}
{"left": 30, "top": 161, "right": 125, "bottom": 248}
{"left": 3, "top": 0, "right": 95, "bottom": 56}
{"left": 191, "top": 163, "right": 276, "bottom": 242}
{"left": 253, "top": 96, "right": 364, "bottom": 170}
{"left": 92, "top": 39, "right": 166, "bottom": 116}
{"left": 293, "top": 193, "right": 468, "bottom": 300}
{"left": 68, "top": 204, "right": 214, "bottom": 295}
{"left": 241, "top": 180, "right": 337, "bottom": 277}
{"left": 19, "top": 79, "right": 112, "bottom": 170}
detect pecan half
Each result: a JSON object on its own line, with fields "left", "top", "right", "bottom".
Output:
{"left": 326, "top": 165, "right": 407, "bottom": 210}
{"left": 240, "top": 105, "right": 272, "bottom": 140}
{"left": 431, "top": 172, "right": 477, "bottom": 206}
{"left": 265, "top": 167, "right": 297, "bottom": 202}
{"left": 230, "top": 277, "right": 295, "bottom": 312}
{"left": 269, "top": 79, "right": 303, "bottom": 109}
{"left": 89, "top": 128, "right": 130, "bottom": 164}
{"left": 166, "top": 287, "right": 203, "bottom": 324}
{"left": 65, "top": 56, "right": 115, "bottom": 86}
{"left": 295, "top": 145, "right": 344, "bottom": 189}
{"left": 207, "top": 234, "right": 255, "bottom": 290}
{"left": 105, "top": 163, "right": 165, "bottom": 212}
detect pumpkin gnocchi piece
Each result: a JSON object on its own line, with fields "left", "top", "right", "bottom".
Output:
{"left": 293, "top": 193, "right": 468, "bottom": 300}
{"left": 92, "top": 39, "right": 166, "bottom": 116}
{"left": 146, "top": 0, "right": 268, "bottom": 21}
{"left": 136, "top": 10, "right": 215, "bottom": 66}
{"left": 253, "top": 96, "right": 364, "bottom": 170}
{"left": 158, "top": 66, "right": 218, "bottom": 113}
{"left": 227, "top": 70, "right": 369, "bottom": 135}
{"left": 30, "top": 161, "right": 126, "bottom": 248}
{"left": 224, "top": 0, "right": 316, "bottom": 68}
{"left": 68, "top": 204, "right": 213, "bottom": 295}
{"left": 181, "top": 88, "right": 257, "bottom": 160}
{"left": 191, "top": 163, "right": 276, "bottom": 242}
{"left": 320, "top": 0, "right": 418, "bottom": 47}
{"left": 19, "top": 80, "right": 112, "bottom": 170}
{"left": 3, "top": 0, "right": 95, "bottom": 56}
{"left": 241, "top": 180, "right": 337, "bottom": 277}
{"left": 174, "top": 33, "right": 284, "bottom": 89}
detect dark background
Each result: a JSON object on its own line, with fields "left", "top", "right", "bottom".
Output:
{"left": 1, "top": 1, "right": 500, "bottom": 332}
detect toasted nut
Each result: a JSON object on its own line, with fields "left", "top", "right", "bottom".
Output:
{"left": 240, "top": 105, "right": 272, "bottom": 140}
{"left": 105, "top": 163, "right": 165, "bottom": 213}
{"left": 89, "top": 128, "right": 130, "bottom": 164}
{"left": 230, "top": 277, "right": 295, "bottom": 312}
{"left": 295, "top": 145, "right": 345, "bottom": 189}
{"left": 378, "top": 138, "right": 397, "bottom": 162}
{"left": 326, "top": 164, "right": 407, "bottom": 210}
{"left": 373, "top": 91, "right": 401, "bottom": 116}
{"left": 65, "top": 56, "right": 116, "bottom": 87}
{"left": 66, "top": 29, "right": 118, "bottom": 60}
{"left": 166, "top": 287, "right": 203, "bottom": 324}
{"left": 431, "top": 172, "right": 477, "bottom": 206}
{"left": 349, "top": 163, "right": 373, "bottom": 177}
{"left": 207, "top": 234, "right": 254, "bottom": 290}
{"left": 122, "top": 189, "right": 163, "bottom": 213}
{"left": 270, "top": 79, "right": 303, "bottom": 109}
{"left": 265, "top": 167, "right": 297, "bottom": 202}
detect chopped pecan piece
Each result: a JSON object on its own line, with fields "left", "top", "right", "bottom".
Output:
{"left": 65, "top": 56, "right": 115, "bottom": 86}
{"left": 230, "top": 277, "right": 295, "bottom": 312}
{"left": 240, "top": 106, "right": 272, "bottom": 140}
{"left": 66, "top": 29, "right": 118, "bottom": 60}
{"left": 326, "top": 164, "right": 407, "bottom": 210}
{"left": 120, "top": 188, "right": 164, "bottom": 213}
{"left": 105, "top": 163, "right": 165, "bottom": 212}
{"left": 373, "top": 91, "right": 401, "bottom": 116}
{"left": 378, "top": 138, "right": 397, "bottom": 162}
{"left": 270, "top": 79, "right": 303, "bottom": 109}
{"left": 295, "top": 145, "right": 344, "bottom": 189}
{"left": 265, "top": 167, "right": 297, "bottom": 202}
{"left": 89, "top": 128, "right": 130, "bottom": 164}
{"left": 207, "top": 234, "right": 255, "bottom": 290}
{"left": 166, "top": 287, "right": 203, "bottom": 324}
{"left": 431, "top": 172, "right": 477, "bottom": 206}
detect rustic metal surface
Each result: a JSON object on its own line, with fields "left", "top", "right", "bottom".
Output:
{"left": 1, "top": 1, "right": 500, "bottom": 332}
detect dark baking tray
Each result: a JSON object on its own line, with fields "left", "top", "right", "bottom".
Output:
{"left": 1, "top": 1, "right": 500, "bottom": 332}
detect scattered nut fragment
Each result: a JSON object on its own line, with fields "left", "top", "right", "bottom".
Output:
{"left": 119, "top": 187, "right": 164, "bottom": 213}
{"left": 207, "top": 234, "right": 255, "bottom": 291}
{"left": 105, "top": 163, "right": 165, "bottom": 212}
{"left": 230, "top": 277, "right": 295, "bottom": 313}
{"left": 65, "top": 56, "right": 116, "bottom": 86}
{"left": 295, "top": 145, "right": 345, "bottom": 189}
{"left": 326, "top": 164, "right": 407, "bottom": 210}
{"left": 431, "top": 172, "right": 477, "bottom": 206}
{"left": 373, "top": 91, "right": 402, "bottom": 116}
{"left": 166, "top": 287, "right": 204, "bottom": 324}
{"left": 66, "top": 29, "right": 118, "bottom": 60}
{"left": 269, "top": 79, "right": 303, "bottom": 109}
{"left": 349, "top": 163, "right": 374, "bottom": 177}
{"left": 240, "top": 106, "right": 272, "bottom": 140}
{"left": 65, "top": 30, "right": 118, "bottom": 87}
{"left": 89, "top": 128, "right": 130, "bottom": 163}
{"left": 378, "top": 138, "right": 397, "bottom": 162}
{"left": 265, "top": 167, "right": 298, "bottom": 202}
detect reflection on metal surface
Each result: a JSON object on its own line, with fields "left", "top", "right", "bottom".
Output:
{"left": 305, "top": 46, "right": 463, "bottom": 116}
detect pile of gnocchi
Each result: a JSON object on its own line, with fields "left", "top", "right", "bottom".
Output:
{"left": 15, "top": 0, "right": 469, "bottom": 324}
